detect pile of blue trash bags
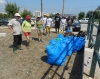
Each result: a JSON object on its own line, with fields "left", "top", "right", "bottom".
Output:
{"left": 46, "top": 33, "right": 86, "bottom": 66}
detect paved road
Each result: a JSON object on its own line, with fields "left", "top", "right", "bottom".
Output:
{"left": 81, "top": 24, "right": 97, "bottom": 35}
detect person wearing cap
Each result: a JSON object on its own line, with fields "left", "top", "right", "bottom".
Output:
{"left": 8, "top": 13, "right": 23, "bottom": 54}
{"left": 22, "top": 15, "right": 32, "bottom": 48}
{"left": 54, "top": 13, "right": 61, "bottom": 33}
{"left": 36, "top": 16, "right": 44, "bottom": 42}
{"left": 45, "top": 14, "right": 52, "bottom": 36}
{"left": 60, "top": 16, "right": 67, "bottom": 33}
{"left": 42, "top": 14, "right": 47, "bottom": 35}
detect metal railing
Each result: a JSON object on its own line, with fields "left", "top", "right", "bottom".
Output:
{"left": 87, "top": 12, "right": 100, "bottom": 78}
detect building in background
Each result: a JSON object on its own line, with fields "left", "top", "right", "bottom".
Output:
{"left": 35, "top": 11, "right": 41, "bottom": 17}
{"left": 63, "top": 14, "right": 76, "bottom": 19}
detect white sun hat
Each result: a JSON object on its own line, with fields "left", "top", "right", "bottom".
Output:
{"left": 14, "top": 13, "right": 20, "bottom": 17}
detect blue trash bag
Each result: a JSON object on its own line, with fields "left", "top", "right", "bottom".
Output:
{"left": 66, "top": 29, "right": 72, "bottom": 33}
{"left": 49, "top": 34, "right": 64, "bottom": 45}
{"left": 73, "top": 36, "right": 86, "bottom": 52}
{"left": 46, "top": 34, "right": 69, "bottom": 66}
{"left": 56, "top": 34, "right": 64, "bottom": 39}
{"left": 46, "top": 41, "right": 67, "bottom": 66}
{"left": 64, "top": 36, "right": 74, "bottom": 56}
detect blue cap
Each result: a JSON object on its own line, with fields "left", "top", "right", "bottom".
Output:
{"left": 66, "top": 29, "right": 71, "bottom": 33}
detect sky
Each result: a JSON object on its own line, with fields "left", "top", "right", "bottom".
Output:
{"left": 0, "top": 0, "right": 100, "bottom": 16}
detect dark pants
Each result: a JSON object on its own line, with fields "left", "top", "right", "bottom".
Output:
{"left": 13, "top": 34, "right": 22, "bottom": 47}
{"left": 55, "top": 23, "right": 60, "bottom": 33}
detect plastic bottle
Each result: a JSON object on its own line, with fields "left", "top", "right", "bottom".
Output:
{"left": 87, "top": 57, "right": 91, "bottom": 67}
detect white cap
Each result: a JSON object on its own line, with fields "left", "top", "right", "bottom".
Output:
{"left": 14, "top": 13, "right": 20, "bottom": 16}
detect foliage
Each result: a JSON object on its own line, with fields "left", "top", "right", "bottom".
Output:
{"left": 5, "top": 2, "right": 19, "bottom": 18}
{"left": 94, "top": 19, "right": 98, "bottom": 23}
{"left": 95, "top": 11, "right": 100, "bottom": 19}
{"left": 20, "top": 9, "right": 33, "bottom": 19}
{"left": 0, "top": 13, "right": 8, "bottom": 18}
{"left": 86, "top": 11, "right": 93, "bottom": 18}
{"left": 50, "top": 13, "right": 56, "bottom": 18}
{"left": 78, "top": 12, "right": 85, "bottom": 20}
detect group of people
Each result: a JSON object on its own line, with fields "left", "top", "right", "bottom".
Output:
{"left": 54, "top": 13, "right": 74, "bottom": 34}
{"left": 7, "top": 13, "right": 53, "bottom": 54}
{"left": 7, "top": 12, "right": 73, "bottom": 54}
{"left": 8, "top": 13, "right": 33, "bottom": 54}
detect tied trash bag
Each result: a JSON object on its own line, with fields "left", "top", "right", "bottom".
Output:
{"left": 46, "top": 34, "right": 86, "bottom": 66}
{"left": 46, "top": 34, "right": 74, "bottom": 65}
{"left": 64, "top": 36, "right": 74, "bottom": 56}
{"left": 46, "top": 34, "right": 67, "bottom": 65}
{"left": 73, "top": 36, "right": 85, "bottom": 52}
{"left": 49, "top": 34, "right": 64, "bottom": 45}
{"left": 46, "top": 41, "right": 67, "bottom": 65}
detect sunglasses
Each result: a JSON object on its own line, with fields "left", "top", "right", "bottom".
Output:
{"left": 16, "top": 16, "right": 20, "bottom": 17}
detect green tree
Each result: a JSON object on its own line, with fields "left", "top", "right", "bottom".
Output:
{"left": 86, "top": 11, "right": 93, "bottom": 18}
{"left": 5, "top": 2, "right": 19, "bottom": 17}
{"left": 96, "top": 11, "right": 100, "bottom": 18}
{"left": 51, "top": 13, "right": 56, "bottom": 18}
{"left": 20, "top": 9, "right": 33, "bottom": 19}
{"left": 0, "top": 13, "right": 8, "bottom": 18}
{"left": 78, "top": 12, "right": 85, "bottom": 20}
{"left": 0, "top": 13, "right": 3, "bottom": 18}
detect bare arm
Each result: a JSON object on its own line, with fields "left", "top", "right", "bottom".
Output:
{"left": 8, "top": 25, "right": 16, "bottom": 33}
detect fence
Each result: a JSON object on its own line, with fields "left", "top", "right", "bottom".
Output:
{"left": 87, "top": 12, "right": 100, "bottom": 78}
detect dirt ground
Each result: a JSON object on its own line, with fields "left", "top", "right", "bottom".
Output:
{"left": 0, "top": 27, "right": 83, "bottom": 79}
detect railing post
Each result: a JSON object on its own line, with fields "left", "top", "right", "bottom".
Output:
{"left": 87, "top": 17, "right": 91, "bottom": 40}
{"left": 89, "top": 18, "right": 100, "bottom": 78}
{"left": 88, "top": 12, "right": 95, "bottom": 48}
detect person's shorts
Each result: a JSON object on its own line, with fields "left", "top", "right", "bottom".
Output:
{"left": 37, "top": 28, "right": 43, "bottom": 33}
{"left": 24, "top": 32, "right": 31, "bottom": 36}
{"left": 46, "top": 26, "right": 51, "bottom": 32}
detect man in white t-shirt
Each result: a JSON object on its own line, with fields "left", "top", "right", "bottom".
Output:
{"left": 60, "top": 16, "right": 67, "bottom": 33}
{"left": 42, "top": 14, "right": 47, "bottom": 34}
{"left": 45, "top": 14, "right": 52, "bottom": 36}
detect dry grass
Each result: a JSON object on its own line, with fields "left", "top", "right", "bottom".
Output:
{"left": 0, "top": 28, "right": 83, "bottom": 79}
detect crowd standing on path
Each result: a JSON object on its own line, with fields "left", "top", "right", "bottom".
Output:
{"left": 8, "top": 13, "right": 23, "bottom": 54}
{"left": 8, "top": 12, "right": 75, "bottom": 54}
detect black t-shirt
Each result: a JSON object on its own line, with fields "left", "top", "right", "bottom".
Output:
{"left": 54, "top": 16, "right": 61, "bottom": 24}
